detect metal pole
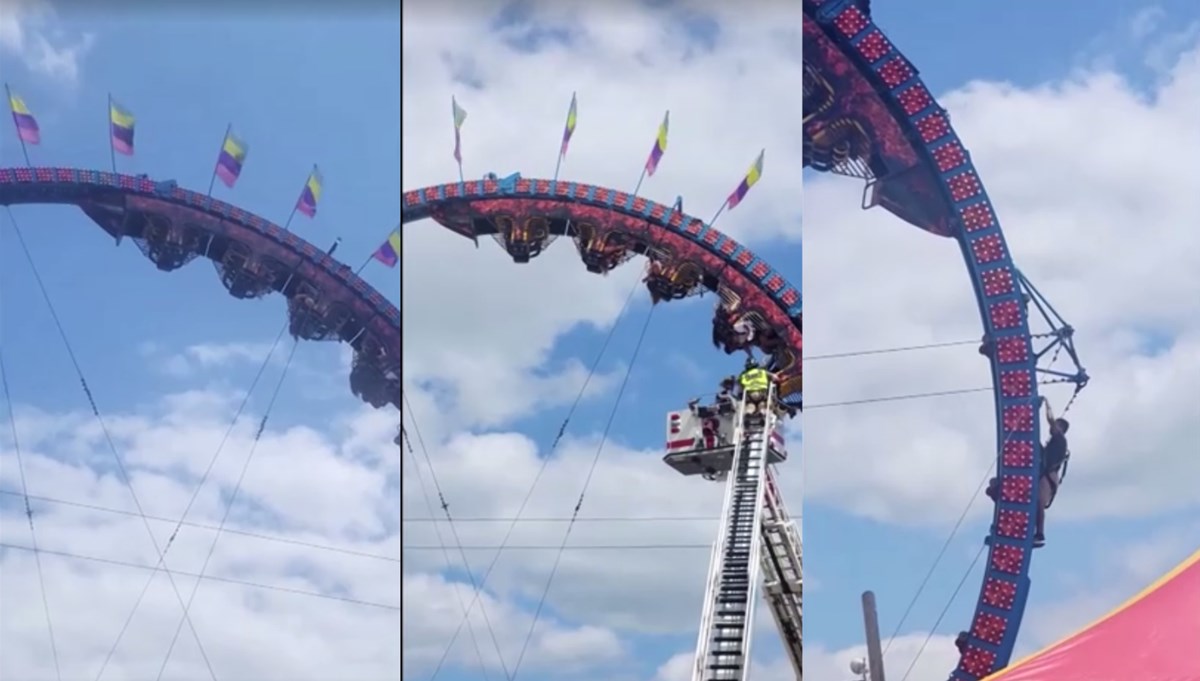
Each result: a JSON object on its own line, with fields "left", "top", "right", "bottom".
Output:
{"left": 862, "top": 590, "right": 886, "bottom": 681}
{"left": 108, "top": 93, "right": 117, "bottom": 173}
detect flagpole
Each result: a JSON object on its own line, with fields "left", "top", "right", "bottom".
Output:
{"left": 553, "top": 91, "right": 575, "bottom": 183}
{"left": 634, "top": 110, "right": 668, "bottom": 197}
{"left": 355, "top": 254, "right": 373, "bottom": 276}
{"left": 5, "top": 83, "right": 32, "bottom": 167}
{"left": 207, "top": 122, "right": 230, "bottom": 197}
{"left": 107, "top": 93, "right": 117, "bottom": 174}
{"left": 284, "top": 165, "right": 312, "bottom": 231}
{"left": 709, "top": 199, "right": 729, "bottom": 228}
{"left": 283, "top": 206, "right": 298, "bottom": 232}
{"left": 632, "top": 167, "right": 647, "bottom": 196}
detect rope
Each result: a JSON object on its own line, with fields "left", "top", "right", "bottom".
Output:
{"left": 154, "top": 339, "right": 302, "bottom": 679}
{"left": 0, "top": 217, "right": 62, "bottom": 680}
{"left": 510, "top": 303, "right": 657, "bottom": 680}
{"left": 0, "top": 488, "right": 402, "bottom": 563}
{"left": 401, "top": 419, "right": 494, "bottom": 680}
{"left": 898, "top": 544, "right": 987, "bottom": 681}
{"left": 95, "top": 321, "right": 291, "bottom": 681}
{"left": 3, "top": 206, "right": 216, "bottom": 681}
{"left": 404, "top": 393, "right": 508, "bottom": 679}
{"left": 0, "top": 541, "right": 398, "bottom": 610}
{"left": 425, "top": 266, "right": 647, "bottom": 681}
{"left": 882, "top": 404, "right": 1027, "bottom": 656}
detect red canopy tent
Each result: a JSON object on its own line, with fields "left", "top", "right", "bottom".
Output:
{"left": 982, "top": 548, "right": 1200, "bottom": 681}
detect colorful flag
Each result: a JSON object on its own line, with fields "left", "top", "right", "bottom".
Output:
{"left": 644, "top": 110, "right": 669, "bottom": 176}
{"left": 109, "top": 98, "right": 135, "bottom": 156}
{"left": 726, "top": 149, "right": 765, "bottom": 210}
{"left": 373, "top": 228, "right": 402, "bottom": 268}
{"left": 7, "top": 90, "right": 40, "bottom": 145}
{"left": 452, "top": 97, "right": 467, "bottom": 164}
{"left": 559, "top": 92, "right": 577, "bottom": 156}
{"left": 215, "top": 128, "right": 249, "bottom": 188}
{"left": 296, "top": 166, "right": 323, "bottom": 218}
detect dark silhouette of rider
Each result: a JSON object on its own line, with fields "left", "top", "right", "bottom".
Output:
{"left": 1034, "top": 397, "right": 1069, "bottom": 548}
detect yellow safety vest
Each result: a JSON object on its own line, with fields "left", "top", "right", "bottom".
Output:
{"left": 740, "top": 368, "right": 769, "bottom": 392}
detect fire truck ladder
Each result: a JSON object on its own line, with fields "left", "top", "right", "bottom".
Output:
{"left": 760, "top": 467, "right": 803, "bottom": 678}
{"left": 691, "top": 385, "right": 777, "bottom": 681}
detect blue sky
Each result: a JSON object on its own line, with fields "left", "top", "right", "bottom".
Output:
{"left": 402, "top": 3, "right": 805, "bottom": 678}
{"left": 7, "top": 2, "right": 1196, "bottom": 680}
{"left": 2, "top": 6, "right": 401, "bottom": 680}
{"left": 1, "top": 12, "right": 399, "bottom": 425}
{"left": 1, "top": 13, "right": 403, "bottom": 419}
{"left": 406, "top": 2, "right": 1200, "bottom": 681}
{"left": 803, "top": 3, "right": 1200, "bottom": 679}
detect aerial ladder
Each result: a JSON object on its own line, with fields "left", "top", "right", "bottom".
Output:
{"left": 664, "top": 381, "right": 803, "bottom": 680}
{"left": 760, "top": 467, "right": 803, "bottom": 677}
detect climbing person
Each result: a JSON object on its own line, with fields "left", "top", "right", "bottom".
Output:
{"left": 739, "top": 357, "right": 773, "bottom": 418}
{"left": 1034, "top": 396, "right": 1070, "bottom": 548}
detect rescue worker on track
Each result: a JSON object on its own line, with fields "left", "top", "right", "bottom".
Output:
{"left": 1035, "top": 396, "right": 1069, "bottom": 548}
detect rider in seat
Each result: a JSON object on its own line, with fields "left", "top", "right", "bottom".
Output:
{"left": 688, "top": 390, "right": 727, "bottom": 449}
{"left": 731, "top": 317, "right": 756, "bottom": 355}
{"left": 716, "top": 377, "right": 737, "bottom": 415}
{"left": 1034, "top": 396, "right": 1069, "bottom": 548}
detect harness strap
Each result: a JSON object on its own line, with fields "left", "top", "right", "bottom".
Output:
{"left": 1044, "top": 473, "right": 1060, "bottom": 508}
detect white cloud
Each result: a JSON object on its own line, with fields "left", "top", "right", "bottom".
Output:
{"left": 801, "top": 14, "right": 1200, "bottom": 680}
{"left": 0, "top": 0, "right": 93, "bottom": 86}
{"left": 401, "top": 1, "right": 802, "bottom": 676}
{"left": 804, "top": 29, "right": 1200, "bottom": 526}
{"left": 151, "top": 341, "right": 280, "bottom": 378}
{"left": 1021, "top": 521, "right": 1200, "bottom": 650}
{"left": 0, "top": 387, "right": 401, "bottom": 680}
{"left": 401, "top": 571, "right": 626, "bottom": 678}
{"left": 402, "top": 3, "right": 1200, "bottom": 680}
{"left": 809, "top": 523, "right": 1200, "bottom": 681}
{"left": 805, "top": 635, "right": 962, "bottom": 681}
{"left": 1130, "top": 7, "right": 1166, "bottom": 40}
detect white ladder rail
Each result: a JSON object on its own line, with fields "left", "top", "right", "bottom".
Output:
{"left": 690, "top": 384, "right": 777, "bottom": 681}
{"left": 690, "top": 392, "right": 747, "bottom": 681}
{"left": 759, "top": 465, "right": 803, "bottom": 679}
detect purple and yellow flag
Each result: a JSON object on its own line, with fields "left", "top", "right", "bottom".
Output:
{"left": 215, "top": 128, "right": 249, "bottom": 188}
{"left": 296, "top": 166, "right": 323, "bottom": 218}
{"left": 726, "top": 149, "right": 765, "bottom": 210}
{"left": 559, "top": 92, "right": 577, "bottom": 156}
{"left": 644, "top": 110, "right": 669, "bottom": 176}
{"left": 8, "top": 90, "right": 40, "bottom": 145}
{"left": 373, "top": 227, "right": 402, "bottom": 268}
{"left": 452, "top": 97, "right": 467, "bottom": 163}
{"left": 110, "top": 98, "right": 135, "bottom": 156}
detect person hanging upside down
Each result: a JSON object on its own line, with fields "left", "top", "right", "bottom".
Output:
{"left": 1034, "top": 396, "right": 1070, "bottom": 548}
{"left": 731, "top": 317, "right": 756, "bottom": 355}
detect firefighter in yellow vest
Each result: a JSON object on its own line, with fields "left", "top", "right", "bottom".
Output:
{"left": 739, "top": 357, "right": 774, "bottom": 416}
